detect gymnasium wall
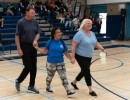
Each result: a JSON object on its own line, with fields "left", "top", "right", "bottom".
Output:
{"left": 90, "top": 4, "right": 107, "bottom": 13}
{"left": 90, "top": 3, "right": 126, "bottom": 15}
{"left": 87, "top": 0, "right": 130, "bottom": 5}
{"left": 89, "top": 3, "right": 128, "bottom": 40}
{"left": 125, "top": 3, "right": 130, "bottom": 39}
{"left": 107, "top": 3, "right": 126, "bottom": 15}
{"left": 89, "top": 4, "right": 107, "bottom": 19}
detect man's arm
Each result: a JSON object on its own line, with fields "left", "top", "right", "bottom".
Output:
{"left": 15, "top": 35, "right": 21, "bottom": 50}
{"left": 34, "top": 33, "right": 40, "bottom": 42}
{"left": 33, "top": 34, "right": 40, "bottom": 47}
{"left": 33, "top": 21, "right": 41, "bottom": 47}
{"left": 15, "top": 35, "right": 23, "bottom": 56}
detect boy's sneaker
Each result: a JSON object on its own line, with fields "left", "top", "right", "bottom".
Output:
{"left": 15, "top": 79, "right": 20, "bottom": 91}
{"left": 89, "top": 91, "right": 97, "bottom": 97}
{"left": 71, "top": 82, "right": 79, "bottom": 90}
{"left": 67, "top": 91, "right": 77, "bottom": 98}
{"left": 46, "top": 88, "right": 54, "bottom": 93}
{"left": 27, "top": 86, "right": 39, "bottom": 94}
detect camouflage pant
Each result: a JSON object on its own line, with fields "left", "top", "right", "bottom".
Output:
{"left": 46, "top": 62, "right": 70, "bottom": 93}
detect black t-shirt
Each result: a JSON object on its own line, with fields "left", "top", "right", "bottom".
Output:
{"left": 16, "top": 18, "right": 41, "bottom": 43}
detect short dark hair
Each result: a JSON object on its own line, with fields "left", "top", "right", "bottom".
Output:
{"left": 51, "top": 27, "right": 60, "bottom": 39}
{"left": 25, "top": 6, "right": 35, "bottom": 12}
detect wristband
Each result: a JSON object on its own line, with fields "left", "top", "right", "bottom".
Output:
{"left": 102, "top": 49, "right": 105, "bottom": 52}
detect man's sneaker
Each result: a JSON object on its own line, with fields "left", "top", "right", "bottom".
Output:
{"left": 46, "top": 88, "right": 54, "bottom": 93}
{"left": 15, "top": 79, "right": 20, "bottom": 91}
{"left": 27, "top": 86, "right": 39, "bottom": 94}
{"left": 89, "top": 91, "right": 97, "bottom": 97}
{"left": 71, "top": 82, "right": 79, "bottom": 90}
{"left": 67, "top": 91, "right": 77, "bottom": 98}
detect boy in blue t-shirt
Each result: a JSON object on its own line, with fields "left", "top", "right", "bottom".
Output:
{"left": 34, "top": 27, "right": 76, "bottom": 97}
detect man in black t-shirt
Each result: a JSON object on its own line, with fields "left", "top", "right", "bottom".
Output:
{"left": 15, "top": 6, "right": 40, "bottom": 94}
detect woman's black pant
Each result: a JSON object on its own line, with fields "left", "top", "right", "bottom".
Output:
{"left": 75, "top": 54, "right": 92, "bottom": 86}
{"left": 17, "top": 43, "right": 37, "bottom": 87}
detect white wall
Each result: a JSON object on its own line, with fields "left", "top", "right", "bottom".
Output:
{"left": 87, "top": 0, "right": 130, "bottom": 5}
{"left": 107, "top": 3, "right": 126, "bottom": 15}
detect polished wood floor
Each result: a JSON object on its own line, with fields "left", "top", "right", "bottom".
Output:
{"left": 0, "top": 41, "right": 130, "bottom": 100}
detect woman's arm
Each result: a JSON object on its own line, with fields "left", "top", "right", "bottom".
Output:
{"left": 95, "top": 42, "right": 107, "bottom": 55}
{"left": 36, "top": 47, "right": 48, "bottom": 54}
{"left": 64, "top": 51, "right": 71, "bottom": 60}
{"left": 71, "top": 41, "right": 78, "bottom": 58}
{"left": 71, "top": 41, "right": 78, "bottom": 64}
{"left": 95, "top": 42, "right": 104, "bottom": 50}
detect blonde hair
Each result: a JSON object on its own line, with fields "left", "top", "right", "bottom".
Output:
{"left": 79, "top": 19, "right": 92, "bottom": 31}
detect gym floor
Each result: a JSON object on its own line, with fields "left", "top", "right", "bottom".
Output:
{"left": 0, "top": 40, "right": 130, "bottom": 100}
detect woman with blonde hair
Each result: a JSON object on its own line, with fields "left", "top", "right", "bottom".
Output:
{"left": 71, "top": 19, "right": 107, "bottom": 97}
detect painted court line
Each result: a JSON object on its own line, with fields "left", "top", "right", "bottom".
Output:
{"left": 0, "top": 76, "right": 53, "bottom": 100}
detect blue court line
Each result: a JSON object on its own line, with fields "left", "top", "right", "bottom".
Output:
{"left": 1, "top": 59, "right": 116, "bottom": 98}
{"left": 67, "top": 72, "right": 130, "bottom": 99}
{"left": 4, "top": 59, "right": 106, "bottom": 89}
{"left": 67, "top": 78, "right": 130, "bottom": 99}
{"left": 2, "top": 50, "right": 129, "bottom": 99}
{"left": 0, "top": 44, "right": 129, "bottom": 100}
{"left": 64, "top": 57, "right": 124, "bottom": 73}
{"left": 91, "top": 58, "right": 129, "bottom": 100}
{"left": 2, "top": 61, "right": 54, "bottom": 100}
{"left": 0, "top": 93, "right": 30, "bottom": 100}
{"left": 65, "top": 58, "right": 130, "bottom": 99}
{"left": 37, "top": 57, "right": 123, "bottom": 73}
{"left": 64, "top": 59, "right": 124, "bottom": 79}
{"left": 98, "top": 82, "right": 130, "bottom": 92}
{"left": 2, "top": 63, "right": 128, "bottom": 99}
{"left": 0, "top": 76, "right": 53, "bottom": 100}
{"left": 95, "top": 70, "right": 130, "bottom": 79}
{"left": 91, "top": 57, "right": 124, "bottom": 72}
{"left": 2, "top": 44, "right": 130, "bottom": 61}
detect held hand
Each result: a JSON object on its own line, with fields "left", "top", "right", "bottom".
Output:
{"left": 18, "top": 48, "right": 23, "bottom": 56}
{"left": 33, "top": 40, "right": 38, "bottom": 47}
{"left": 71, "top": 57, "right": 76, "bottom": 64}
{"left": 33, "top": 44, "right": 39, "bottom": 50}
{"left": 103, "top": 50, "right": 108, "bottom": 56}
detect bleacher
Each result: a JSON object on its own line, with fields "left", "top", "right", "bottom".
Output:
{"left": 0, "top": 16, "right": 111, "bottom": 56}
{"left": 0, "top": 1, "right": 111, "bottom": 58}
